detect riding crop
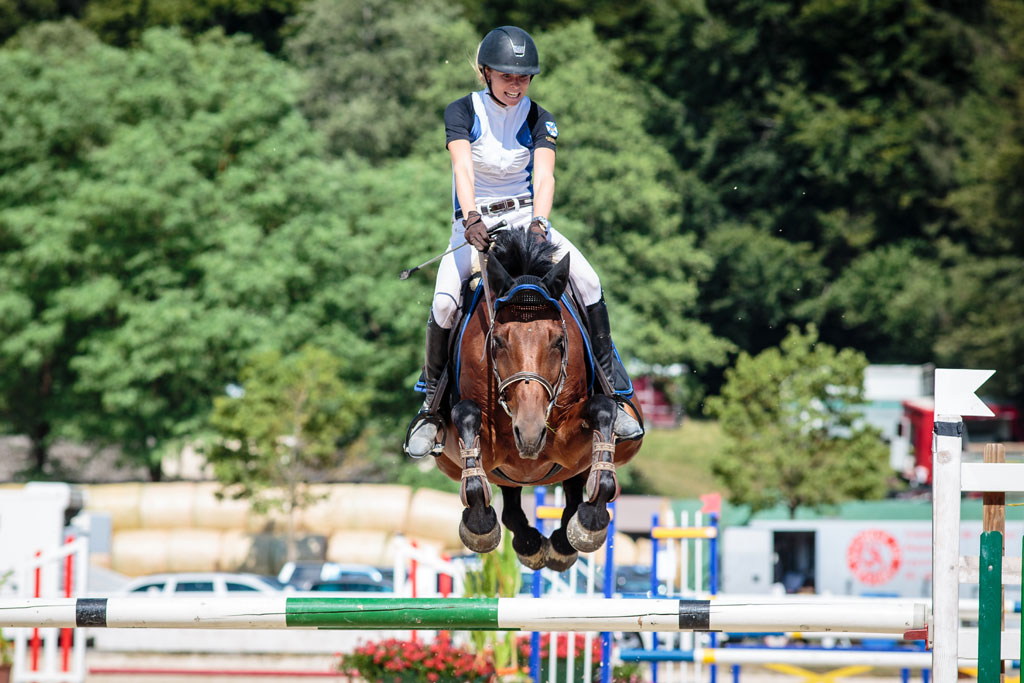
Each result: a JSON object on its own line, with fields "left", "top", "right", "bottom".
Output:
{"left": 398, "top": 220, "right": 508, "bottom": 280}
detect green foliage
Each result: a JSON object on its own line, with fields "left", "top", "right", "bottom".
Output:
{"left": 0, "top": 0, "right": 66, "bottom": 45}
{"left": 798, "top": 242, "right": 952, "bottom": 361}
{"left": 701, "top": 224, "right": 827, "bottom": 353}
{"left": 530, "top": 21, "right": 732, "bottom": 371}
{"left": 0, "top": 24, "right": 349, "bottom": 473}
{"left": 605, "top": 0, "right": 1009, "bottom": 387}
{"left": 937, "top": 255, "right": 1024, "bottom": 402}
{"left": 284, "top": 0, "right": 479, "bottom": 161}
{"left": 80, "top": 0, "right": 302, "bottom": 51}
{"left": 2, "top": 0, "right": 1023, "bottom": 489}
{"left": 207, "top": 345, "right": 367, "bottom": 556}
{"left": 705, "top": 325, "right": 889, "bottom": 517}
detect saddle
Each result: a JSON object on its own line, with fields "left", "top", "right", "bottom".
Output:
{"left": 414, "top": 274, "right": 599, "bottom": 419}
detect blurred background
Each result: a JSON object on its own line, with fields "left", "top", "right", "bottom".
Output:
{"left": 1, "top": 0, "right": 1022, "bottom": 545}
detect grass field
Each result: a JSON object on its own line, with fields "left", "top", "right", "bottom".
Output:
{"left": 626, "top": 419, "right": 726, "bottom": 499}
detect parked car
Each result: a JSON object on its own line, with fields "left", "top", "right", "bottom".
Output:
{"left": 118, "top": 572, "right": 283, "bottom": 596}
{"left": 309, "top": 576, "right": 395, "bottom": 593}
{"left": 277, "top": 561, "right": 387, "bottom": 591}
{"left": 614, "top": 565, "right": 664, "bottom": 597}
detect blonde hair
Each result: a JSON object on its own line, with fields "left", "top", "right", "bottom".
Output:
{"left": 473, "top": 41, "right": 487, "bottom": 85}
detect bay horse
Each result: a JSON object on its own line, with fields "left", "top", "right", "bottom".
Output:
{"left": 432, "top": 230, "right": 643, "bottom": 571}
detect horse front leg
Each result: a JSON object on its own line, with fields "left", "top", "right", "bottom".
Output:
{"left": 544, "top": 476, "right": 582, "bottom": 572}
{"left": 567, "top": 394, "right": 619, "bottom": 553}
{"left": 452, "top": 400, "right": 500, "bottom": 554}
{"left": 498, "top": 486, "right": 551, "bottom": 571}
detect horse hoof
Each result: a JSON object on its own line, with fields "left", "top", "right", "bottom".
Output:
{"left": 566, "top": 514, "right": 607, "bottom": 553}
{"left": 544, "top": 544, "right": 578, "bottom": 572}
{"left": 517, "top": 536, "right": 550, "bottom": 570}
{"left": 459, "top": 520, "right": 501, "bottom": 554}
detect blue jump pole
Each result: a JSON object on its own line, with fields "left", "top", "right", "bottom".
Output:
{"left": 650, "top": 512, "right": 660, "bottom": 683}
{"left": 710, "top": 511, "right": 720, "bottom": 683}
{"left": 530, "top": 486, "right": 545, "bottom": 683}
{"left": 600, "top": 499, "right": 616, "bottom": 683}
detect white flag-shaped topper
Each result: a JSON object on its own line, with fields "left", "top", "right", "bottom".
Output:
{"left": 934, "top": 368, "right": 995, "bottom": 417}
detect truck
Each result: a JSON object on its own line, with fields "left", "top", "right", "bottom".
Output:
{"left": 891, "top": 396, "right": 1024, "bottom": 484}
{"left": 721, "top": 506, "right": 1023, "bottom": 600}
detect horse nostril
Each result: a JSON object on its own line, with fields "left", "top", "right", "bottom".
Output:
{"left": 513, "top": 426, "right": 521, "bottom": 444}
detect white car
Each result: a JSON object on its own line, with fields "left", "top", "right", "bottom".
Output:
{"left": 277, "top": 561, "right": 387, "bottom": 591}
{"left": 118, "top": 572, "right": 283, "bottom": 596}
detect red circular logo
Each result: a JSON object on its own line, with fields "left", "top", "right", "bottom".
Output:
{"left": 846, "top": 529, "right": 902, "bottom": 585}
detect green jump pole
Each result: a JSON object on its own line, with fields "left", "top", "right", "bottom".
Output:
{"left": 978, "top": 530, "right": 1002, "bottom": 683}
{"left": 285, "top": 598, "right": 501, "bottom": 629}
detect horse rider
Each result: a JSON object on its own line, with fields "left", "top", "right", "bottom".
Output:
{"left": 404, "top": 25, "right": 642, "bottom": 458}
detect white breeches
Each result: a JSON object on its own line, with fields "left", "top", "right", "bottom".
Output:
{"left": 431, "top": 205, "right": 602, "bottom": 329}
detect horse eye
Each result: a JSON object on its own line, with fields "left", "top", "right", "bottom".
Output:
{"left": 493, "top": 336, "right": 508, "bottom": 350}
{"left": 552, "top": 336, "right": 565, "bottom": 351}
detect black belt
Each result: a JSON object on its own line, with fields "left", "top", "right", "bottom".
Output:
{"left": 455, "top": 195, "right": 533, "bottom": 221}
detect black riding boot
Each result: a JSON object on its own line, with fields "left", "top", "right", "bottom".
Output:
{"left": 586, "top": 297, "right": 643, "bottom": 440}
{"left": 403, "top": 314, "right": 451, "bottom": 458}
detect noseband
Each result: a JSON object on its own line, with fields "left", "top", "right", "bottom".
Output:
{"left": 488, "top": 283, "right": 569, "bottom": 422}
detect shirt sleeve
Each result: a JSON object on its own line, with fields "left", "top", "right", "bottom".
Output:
{"left": 532, "top": 104, "right": 557, "bottom": 152}
{"left": 444, "top": 95, "right": 475, "bottom": 148}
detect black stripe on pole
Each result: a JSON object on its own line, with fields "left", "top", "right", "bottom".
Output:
{"left": 933, "top": 420, "right": 962, "bottom": 437}
{"left": 76, "top": 598, "right": 108, "bottom": 627}
{"left": 678, "top": 600, "right": 711, "bottom": 631}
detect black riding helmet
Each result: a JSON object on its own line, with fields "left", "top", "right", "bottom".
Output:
{"left": 477, "top": 26, "right": 540, "bottom": 76}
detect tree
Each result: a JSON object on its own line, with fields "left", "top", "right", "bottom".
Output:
{"left": 936, "top": 255, "right": 1024, "bottom": 403}
{"left": 80, "top": 0, "right": 302, "bottom": 51}
{"left": 700, "top": 224, "right": 827, "bottom": 354}
{"left": 529, "top": 20, "right": 733, "bottom": 374}
{"left": 207, "top": 346, "right": 368, "bottom": 561}
{"left": 0, "top": 23, "right": 351, "bottom": 475}
{"left": 705, "top": 324, "right": 888, "bottom": 518}
{"left": 284, "top": 0, "right": 479, "bottom": 161}
{"left": 797, "top": 242, "right": 952, "bottom": 363}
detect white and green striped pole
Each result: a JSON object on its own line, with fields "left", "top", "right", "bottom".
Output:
{"left": 0, "top": 597, "right": 926, "bottom": 633}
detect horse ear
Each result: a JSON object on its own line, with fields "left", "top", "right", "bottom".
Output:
{"left": 486, "top": 254, "right": 513, "bottom": 296}
{"left": 541, "top": 253, "right": 570, "bottom": 300}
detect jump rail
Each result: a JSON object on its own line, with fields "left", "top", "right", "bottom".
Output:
{"left": 0, "top": 597, "right": 927, "bottom": 633}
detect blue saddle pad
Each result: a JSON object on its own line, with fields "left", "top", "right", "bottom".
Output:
{"left": 414, "top": 281, "right": 596, "bottom": 397}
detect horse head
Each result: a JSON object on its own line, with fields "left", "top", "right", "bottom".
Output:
{"left": 486, "top": 234, "right": 571, "bottom": 459}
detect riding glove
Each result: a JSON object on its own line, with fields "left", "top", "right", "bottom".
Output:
{"left": 529, "top": 216, "right": 551, "bottom": 243}
{"left": 463, "top": 211, "right": 490, "bottom": 252}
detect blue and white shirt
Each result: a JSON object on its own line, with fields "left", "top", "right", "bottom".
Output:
{"left": 444, "top": 90, "right": 558, "bottom": 214}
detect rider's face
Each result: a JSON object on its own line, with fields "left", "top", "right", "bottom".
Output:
{"left": 487, "top": 69, "right": 532, "bottom": 107}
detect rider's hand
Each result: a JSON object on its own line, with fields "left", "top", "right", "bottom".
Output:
{"left": 463, "top": 211, "right": 490, "bottom": 252}
{"left": 528, "top": 216, "right": 551, "bottom": 243}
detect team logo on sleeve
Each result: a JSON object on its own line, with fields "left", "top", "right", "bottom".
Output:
{"left": 545, "top": 121, "right": 558, "bottom": 138}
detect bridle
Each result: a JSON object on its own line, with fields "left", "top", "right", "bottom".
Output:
{"left": 487, "top": 284, "right": 569, "bottom": 422}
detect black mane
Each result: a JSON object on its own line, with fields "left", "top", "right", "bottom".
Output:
{"left": 490, "top": 229, "right": 559, "bottom": 278}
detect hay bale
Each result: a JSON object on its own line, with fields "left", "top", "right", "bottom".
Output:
{"left": 191, "top": 482, "right": 250, "bottom": 530}
{"left": 138, "top": 482, "right": 199, "bottom": 529}
{"left": 403, "top": 488, "right": 462, "bottom": 546}
{"left": 325, "top": 530, "right": 393, "bottom": 566}
{"left": 166, "top": 529, "right": 226, "bottom": 573}
{"left": 111, "top": 529, "right": 170, "bottom": 576}
{"left": 612, "top": 533, "right": 637, "bottom": 565}
{"left": 85, "top": 483, "right": 144, "bottom": 531}
{"left": 632, "top": 538, "right": 653, "bottom": 566}
{"left": 304, "top": 484, "right": 413, "bottom": 535}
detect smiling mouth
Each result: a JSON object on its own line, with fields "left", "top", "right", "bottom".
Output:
{"left": 505, "top": 91, "right": 521, "bottom": 99}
